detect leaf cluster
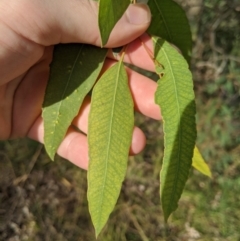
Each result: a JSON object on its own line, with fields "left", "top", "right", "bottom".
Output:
{"left": 42, "top": 0, "right": 211, "bottom": 237}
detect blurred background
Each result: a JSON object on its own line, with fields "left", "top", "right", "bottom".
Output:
{"left": 1, "top": 0, "right": 240, "bottom": 240}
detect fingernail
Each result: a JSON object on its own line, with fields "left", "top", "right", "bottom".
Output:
{"left": 126, "top": 4, "right": 151, "bottom": 25}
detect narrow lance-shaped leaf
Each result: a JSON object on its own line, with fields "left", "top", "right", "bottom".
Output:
{"left": 98, "top": 0, "right": 130, "bottom": 46}
{"left": 42, "top": 44, "right": 107, "bottom": 159}
{"left": 192, "top": 146, "right": 212, "bottom": 178}
{"left": 153, "top": 37, "right": 196, "bottom": 221}
{"left": 88, "top": 58, "right": 134, "bottom": 237}
{"left": 147, "top": 0, "right": 192, "bottom": 64}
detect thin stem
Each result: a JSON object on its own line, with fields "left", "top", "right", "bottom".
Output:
{"left": 139, "top": 36, "right": 154, "bottom": 61}
{"left": 120, "top": 44, "right": 129, "bottom": 60}
{"left": 139, "top": 36, "right": 165, "bottom": 78}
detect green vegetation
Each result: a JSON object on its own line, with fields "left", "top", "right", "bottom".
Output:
{"left": 42, "top": 0, "right": 198, "bottom": 235}
{"left": 1, "top": 0, "right": 240, "bottom": 240}
{"left": 88, "top": 59, "right": 134, "bottom": 236}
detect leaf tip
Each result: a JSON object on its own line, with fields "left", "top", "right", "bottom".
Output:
{"left": 48, "top": 153, "right": 55, "bottom": 161}
{"left": 207, "top": 172, "right": 213, "bottom": 179}
{"left": 192, "top": 147, "right": 212, "bottom": 178}
{"left": 100, "top": 33, "right": 108, "bottom": 48}
{"left": 45, "top": 147, "right": 55, "bottom": 161}
{"left": 101, "top": 41, "right": 107, "bottom": 48}
{"left": 92, "top": 220, "right": 106, "bottom": 239}
{"left": 163, "top": 209, "right": 172, "bottom": 223}
{"left": 95, "top": 228, "right": 101, "bottom": 239}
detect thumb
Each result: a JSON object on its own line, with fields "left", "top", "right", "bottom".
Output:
{"left": 2, "top": 1, "right": 151, "bottom": 48}
{"left": 52, "top": 1, "right": 152, "bottom": 47}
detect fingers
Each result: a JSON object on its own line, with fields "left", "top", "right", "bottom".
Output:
{"left": 102, "top": 58, "right": 161, "bottom": 120}
{"left": 109, "top": 33, "right": 155, "bottom": 72}
{"left": 27, "top": 58, "right": 160, "bottom": 170}
{"left": 56, "top": 2, "right": 151, "bottom": 47}
{"left": 27, "top": 117, "right": 89, "bottom": 170}
{"left": 1, "top": 1, "right": 151, "bottom": 47}
{"left": 71, "top": 58, "right": 161, "bottom": 137}
{"left": 71, "top": 61, "right": 161, "bottom": 161}
{"left": 103, "top": 4, "right": 151, "bottom": 47}
{"left": 26, "top": 63, "right": 159, "bottom": 169}
{"left": 27, "top": 116, "right": 146, "bottom": 170}
{"left": 10, "top": 47, "right": 52, "bottom": 139}
{"left": 127, "top": 66, "right": 160, "bottom": 120}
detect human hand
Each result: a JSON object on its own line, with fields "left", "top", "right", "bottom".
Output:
{"left": 0, "top": 0, "right": 160, "bottom": 169}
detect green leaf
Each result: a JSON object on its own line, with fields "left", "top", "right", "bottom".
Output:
{"left": 153, "top": 37, "right": 196, "bottom": 221}
{"left": 147, "top": 0, "right": 192, "bottom": 63}
{"left": 192, "top": 146, "right": 212, "bottom": 178}
{"left": 42, "top": 44, "right": 107, "bottom": 159}
{"left": 88, "top": 59, "right": 134, "bottom": 237}
{"left": 99, "top": 0, "right": 130, "bottom": 46}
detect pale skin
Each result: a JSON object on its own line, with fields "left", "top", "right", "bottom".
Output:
{"left": 0, "top": 0, "right": 161, "bottom": 170}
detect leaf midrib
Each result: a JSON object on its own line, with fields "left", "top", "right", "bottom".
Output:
{"left": 97, "top": 62, "right": 122, "bottom": 230}
{"left": 161, "top": 46, "right": 182, "bottom": 213}
{"left": 51, "top": 45, "right": 84, "bottom": 141}
{"left": 153, "top": 0, "right": 173, "bottom": 43}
